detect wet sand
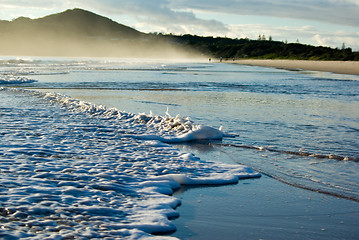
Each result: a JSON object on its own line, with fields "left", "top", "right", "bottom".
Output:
{"left": 170, "top": 144, "right": 359, "bottom": 240}
{"left": 228, "top": 59, "right": 359, "bottom": 75}
{"left": 172, "top": 175, "right": 359, "bottom": 240}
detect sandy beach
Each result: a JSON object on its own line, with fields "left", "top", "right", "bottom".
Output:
{"left": 227, "top": 59, "right": 359, "bottom": 75}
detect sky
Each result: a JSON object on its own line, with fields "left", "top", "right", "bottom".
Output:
{"left": 1, "top": 0, "right": 359, "bottom": 50}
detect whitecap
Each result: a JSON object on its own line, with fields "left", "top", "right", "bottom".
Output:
{"left": 0, "top": 75, "right": 37, "bottom": 85}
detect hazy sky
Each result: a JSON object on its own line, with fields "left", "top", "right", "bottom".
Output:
{"left": 1, "top": 0, "right": 359, "bottom": 50}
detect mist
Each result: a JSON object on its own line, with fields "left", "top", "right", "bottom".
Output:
{"left": 0, "top": 9, "right": 203, "bottom": 60}
{"left": 0, "top": 34, "right": 202, "bottom": 59}
{"left": 0, "top": 28, "right": 200, "bottom": 58}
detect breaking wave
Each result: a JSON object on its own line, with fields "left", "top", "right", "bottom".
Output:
{"left": 0, "top": 87, "right": 260, "bottom": 239}
{"left": 0, "top": 75, "right": 37, "bottom": 85}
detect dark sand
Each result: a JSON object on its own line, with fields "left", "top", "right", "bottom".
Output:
{"left": 172, "top": 175, "right": 359, "bottom": 239}
{"left": 169, "top": 143, "right": 359, "bottom": 240}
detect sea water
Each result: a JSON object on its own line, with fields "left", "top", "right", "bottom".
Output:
{"left": 0, "top": 57, "right": 358, "bottom": 239}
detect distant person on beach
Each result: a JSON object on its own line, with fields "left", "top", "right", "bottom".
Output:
{"left": 220, "top": 57, "right": 223, "bottom": 62}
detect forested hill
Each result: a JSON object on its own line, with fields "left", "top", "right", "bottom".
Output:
{"left": 0, "top": 8, "right": 358, "bottom": 60}
{"left": 162, "top": 34, "right": 359, "bottom": 61}
{"left": 0, "top": 8, "right": 195, "bottom": 58}
{"left": 0, "top": 8, "right": 143, "bottom": 38}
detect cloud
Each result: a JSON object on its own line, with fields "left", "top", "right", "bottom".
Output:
{"left": 72, "top": 0, "right": 229, "bottom": 35}
{"left": 171, "top": 0, "right": 359, "bottom": 27}
{"left": 227, "top": 23, "right": 359, "bottom": 50}
{"left": 2, "top": 0, "right": 358, "bottom": 28}
{"left": 0, "top": 0, "right": 59, "bottom": 20}
{"left": 1, "top": 0, "right": 358, "bottom": 50}
{"left": 0, "top": 0, "right": 69, "bottom": 10}
{"left": 314, "top": 32, "right": 359, "bottom": 50}
{"left": 0, "top": 0, "right": 229, "bottom": 35}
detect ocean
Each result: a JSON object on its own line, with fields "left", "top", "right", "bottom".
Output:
{"left": 0, "top": 57, "right": 358, "bottom": 239}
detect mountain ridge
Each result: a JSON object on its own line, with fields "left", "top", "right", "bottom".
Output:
{"left": 0, "top": 8, "right": 196, "bottom": 58}
{"left": 1, "top": 8, "right": 142, "bottom": 39}
{"left": 36, "top": 8, "right": 142, "bottom": 38}
{"left": 0, "top": 8, "right": 358, "bottom": 60}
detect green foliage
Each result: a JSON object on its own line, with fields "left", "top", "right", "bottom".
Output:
{"left": 167, "top": 34, "right": 359, "bottom": 61}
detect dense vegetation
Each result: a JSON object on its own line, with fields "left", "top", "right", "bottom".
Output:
{"left": 1, "top": 8, "right": 358, "bottom": 60}
{"left": 163, "top": 34, "right": 359, "bottom": 61}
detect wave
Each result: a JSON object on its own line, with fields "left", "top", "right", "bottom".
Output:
{"left": 0, "top": 86, "right": 249, "bottom": 158}
{"left": 0, "top": 75, "right": 37, "bottom": 85}
{"left": 217, "top": 143, "right": 359, "bottom": 162}
{"left": 0, "top": 58, "right": 41, "bottom": 65}
{"left": 29, "top": 89, "right": 233, "bottom": 142}
{"left": 0, "top": 87, "right": 261, "bottom": 239}
{"left": 0, "top": 57, "right": 191, "bottom": 72}
{"left": 213, "top": 142, "right": 359, "bottom": 202}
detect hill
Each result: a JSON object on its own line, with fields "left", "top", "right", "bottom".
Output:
{"left": 0, "top": 8, "right": 358, "bottom": 60}
{"left": 0, "top": 9, "right": 196, "bottom": 58}
{"left": 31, "top": 8, "right": 143, "bottom": 40}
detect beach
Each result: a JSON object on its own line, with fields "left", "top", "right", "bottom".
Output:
{"left": 1, "top": 57, "right": 358, "bottom": 239}
{"left": 228, "top": 59, "right": 359, "bottom": 75}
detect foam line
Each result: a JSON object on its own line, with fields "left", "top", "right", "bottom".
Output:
{"left": 214, "top": 143, "right": 359, "bottom": 202}
{"left": 215, "top": 143, "right": 359, "bottom": 162}
{"left": 0, "top": 87, "right": 262, "bottom": 239}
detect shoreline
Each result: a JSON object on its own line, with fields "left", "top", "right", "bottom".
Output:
{"left": 225, "top": 59, "right": 359, "bottom": 75}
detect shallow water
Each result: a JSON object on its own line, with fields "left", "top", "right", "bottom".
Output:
{"left": 172, "top": 175, "right": 359, "bottom": 240}
{"left": 1, "top": 57, "right": 359, "bottom": 238}
{"left": 1, "top": 87, "right": 260, "bottom": 239}
{"left": 13, "top": 57, "right": 358, "bottom": 199}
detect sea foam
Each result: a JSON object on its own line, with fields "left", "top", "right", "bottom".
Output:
{"left": 0, "top": 87, "right": 260, "bottom": 239}
{"left": 0, "top": 75, "right": 37, "bottom": 85}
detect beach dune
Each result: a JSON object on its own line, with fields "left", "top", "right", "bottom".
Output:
{"left": 229, "top": 59, "right": 359, "bottom": 75}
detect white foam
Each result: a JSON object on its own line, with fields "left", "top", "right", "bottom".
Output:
{"left": 0, "top": 87, "right": 260, "bottom": 239}
{"left": 39, "top": 90, "right": 236, "bottom": 141}
{"left": 0, "top": 75, "right": 37, "bottom": 85}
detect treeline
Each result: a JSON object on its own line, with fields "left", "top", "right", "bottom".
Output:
{"left": 162, "top": 34, "right": 359, "bottom": 61}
